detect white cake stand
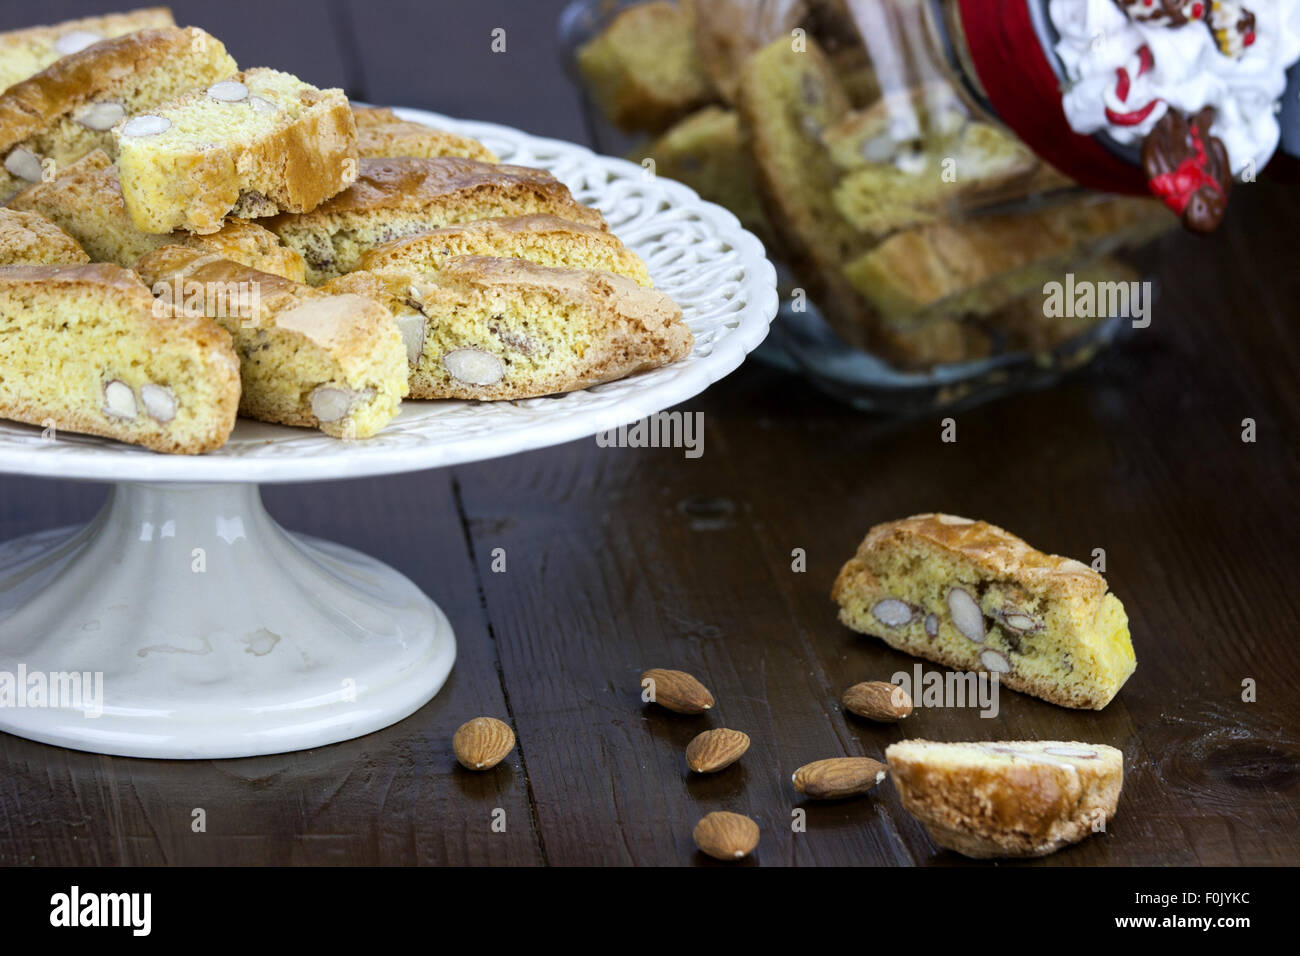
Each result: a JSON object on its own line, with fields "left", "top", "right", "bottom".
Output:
{"left": 0, "top": 109, "right": 778, "bottom": 759}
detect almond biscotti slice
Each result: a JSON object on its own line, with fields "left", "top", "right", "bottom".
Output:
{"left": 113, "top": 67, "right": 358, "bottom": 235}
{"left": 267, "top": 157, "right": 608, "bottom": 284}
{"left": 885, "top": 739, "right": 1123, "bottom": 858}
{"left": 576, "top": 0, "right": 712, "bottom": 134}
{"left": 0, "top": 26, "right": 236, "bottom": 200}
{"left": 0, "top": 7, "right": 176, "bottom": 93}
{"left": 0, "top": 262, "right": 239, "bottom": 453}
{"left": 832, "top": 514, "right": 1136, "bottom": 709}
{"left": 352, "top": 106, "right": 497, "bottom": 163}
{"left": 9, "top": 150, "right": 306, "bottom": 279}
{"left": 359, "top": 215, "right": 651, "bottom": 286}
{"left": 0, "top": 208, "right": 89, "bottom": 265}
{"left": 326, "top": 256, "right": 692, "bottom": 401}
{"left": 842, "top": 197, "right": 1171, "bottom": 324}
{"left": 135, "top": 245, "right": 406, "bottom": 438}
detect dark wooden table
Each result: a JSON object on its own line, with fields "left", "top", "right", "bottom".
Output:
{"left": 1, "top": 1, "right": 1298, "bottom": 867}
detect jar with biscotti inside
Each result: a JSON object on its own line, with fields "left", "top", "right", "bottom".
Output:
{"left": 561, "top": 0, "right": 1300, "bottom": 411}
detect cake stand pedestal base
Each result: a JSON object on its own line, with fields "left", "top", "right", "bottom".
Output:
{"left": 0, "top": 482, "right": 455, "bottom": 759}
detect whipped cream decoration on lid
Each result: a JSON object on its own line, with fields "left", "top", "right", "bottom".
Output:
{"left": 1049, "top": 0, "right": 1300, "bottom": 178}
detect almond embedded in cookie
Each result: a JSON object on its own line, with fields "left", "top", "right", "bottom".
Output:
{"left": 831, "top": 513, "right": 1136, "bottom": 709}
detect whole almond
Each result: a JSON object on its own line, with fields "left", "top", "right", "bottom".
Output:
{"left": 843, "top": 681, "right": 913, "bottom": 722}
{"left": 640, "top": 668, "right": 714, "bottom": 714}
{"left": 692, "top": 811, "right": 759, "bottom": 861}
{"left": 452, "top": 717, "right": 516, "bottom": 771}
{"left": 685, "top": 728, "right": 750, "bottom": 773}
{"left": 792, "top": 757, "right": 888, "bottom": 800}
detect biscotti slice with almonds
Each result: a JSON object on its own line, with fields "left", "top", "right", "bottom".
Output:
{"left": 0, "top": 26, "right": 236, "bottom": 200}
{"left": 267, "top": 156, "right": 608, "bottom": 284}
{"left": 0, "top": 7, "right": 175, "bottom": 93}
{"left": 9, "top": 150, "right": 305, "bottom": 280}
{"left": 832, "top": 513, "right": 1136, "bottom": 709}
{"left": 113, "top": 67, "right": 358, "bottom": 235}
{"left": 885, "top": 739, "right": 1123, "bottom": 859}
{"left": 135, "top": 245, "right": 406, "bottom": 439}
{"left": 352, "top": 106, "right": 497, "bottom": 163}
{"left": 576, "top": 0, "right": 711, "bottom": 134}
{"left": 0, "top": 262, "right": 239, "bottom": 454}
{"left": 359, "top": 215, "right": 651, "bottom": 286}
{"left": 0, "top": 208, "right": 89, "bottom": 265}
{"left": 842, "top": 197, "right": 1171, "bottom": 324}
{"left": 325, "top": 256, "right": 691, "bottom": 401}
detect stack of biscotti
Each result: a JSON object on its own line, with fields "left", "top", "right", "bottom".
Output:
{"left": 0, "top": 7, "right": 692, "bottom": 453}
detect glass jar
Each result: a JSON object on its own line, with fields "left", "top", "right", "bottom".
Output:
{"left": 560, "top": 0, "right": 1300, "bottom": 412}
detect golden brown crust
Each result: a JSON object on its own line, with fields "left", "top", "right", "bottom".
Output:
{"left": 352, "top": 106, "right": 497, "bottom": 163}
{"left": 0, "top": 27, "right": 214, "bottom": 151}
{"left": 885, "top": 739, "right": 1123, "bottom": 858}
{"left": 846, "top": 512, "right": 1108, "bottom": 606}
{"left": 276, "top": 156, "right": 606, "bottom": 228}
{"left": 0, "top": 206, "right": 88, "bottom": 264}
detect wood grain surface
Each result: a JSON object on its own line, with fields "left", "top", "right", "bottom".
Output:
{"left": 0, "top": 1, "right": 1297, "bottom": 866}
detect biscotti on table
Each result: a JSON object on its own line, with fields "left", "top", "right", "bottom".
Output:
{"left": 0, "top": 262, "right": 239, "bottom": 453}
{"left": 0, "top": 26, "right": 236, "bottom": 199}
{"left": 886, "top": 739, "right": 1123, "bottom": 858}
{"left": 136, "top": 245, "right": 407, "bottom": 439}
{"left": 113, "top": 67, "right": 358, "bottom": 234}
{"left": 833, "top": 513, "right": 1136, "bottom": 709}
{"left": 328, "top": 256, "right": 691, "bottom": 401}
{"left": 267, "top": 156, "right": 608, "bottom": 283}
{"left": 9, "top": 149, "right": 306, "bottom": 279}
{"left": 0, "top": 7, "right": 175, "bottom": 93}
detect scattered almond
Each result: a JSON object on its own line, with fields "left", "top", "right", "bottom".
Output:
{"left": 640, "top": 668, "right": 714, "bottom": 714}
{"left": 692, "top": 811, "right": 759, "bottom": 861}
{"left": 685, "top": 728, "right": 750, "bottom": 773}
{"left": 792, "top": 757, "right": 888, "bottom": 800}
{"left": 452, "top": 717, "right": 516, "bottom": 771}
{"left": 842, "top": 681, "right": 913, "bottom": 722}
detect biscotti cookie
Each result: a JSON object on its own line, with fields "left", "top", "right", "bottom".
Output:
{"left": 113, "top": 67, "right": 357, "bottom": 234}
{"left": 842, "top": 197, "right": 1171, "bottom": 324}
{"left": 832, "top": 514, "right": 1136, "bottom": 709}
{"left": 987, "top": 257, "right": 1141, "bottom": 354}
{"left": 639, "top": 106, "right": 770, "bottom": 244}
{"left": 577, "top": 0, "right": 712, "bottom": 134}
{"left": 267, "top": 156, "right": 608, "bottom": 284}
{"left": 830, "top": 121, "right": 1053, "bottom": 239}
{"left": 135, "top": 245, "right": 407, "bottom": 439}
{"left": 0, "top": 262, "right": 239, "bottom": 453}
{"left": 0, "top": 27, "right": 236, "bottom": 199}
{"left": 326, "top": 256, "right": 692, "bottom": 401}
{"left": 0, "top": 207, "right": 89, "bottom": 264}
{"left": 886, "top": 739, "right": 1123, "bottom": 858}
{"left": 352, "top": 106, "right": 497, "bottom": 163}
{"left": 9, "top": 149, "right": 305, "bottom": 279}
{"left": 0, "top": 7, "right": 175, "bottom": 93}
{"left": 359, "top": 215, "right": 651, "bottom": 286}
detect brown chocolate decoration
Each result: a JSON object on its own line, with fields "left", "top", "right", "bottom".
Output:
{"left": 1141, "top": 107, "right": 1232, "bottom": 233}
{"left": 1114, "top": 0, "right": 1208, "bottom": 27}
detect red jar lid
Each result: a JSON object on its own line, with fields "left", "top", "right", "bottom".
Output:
{"left": 956, "top": 0, "right": 1149, "bottom": 195}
